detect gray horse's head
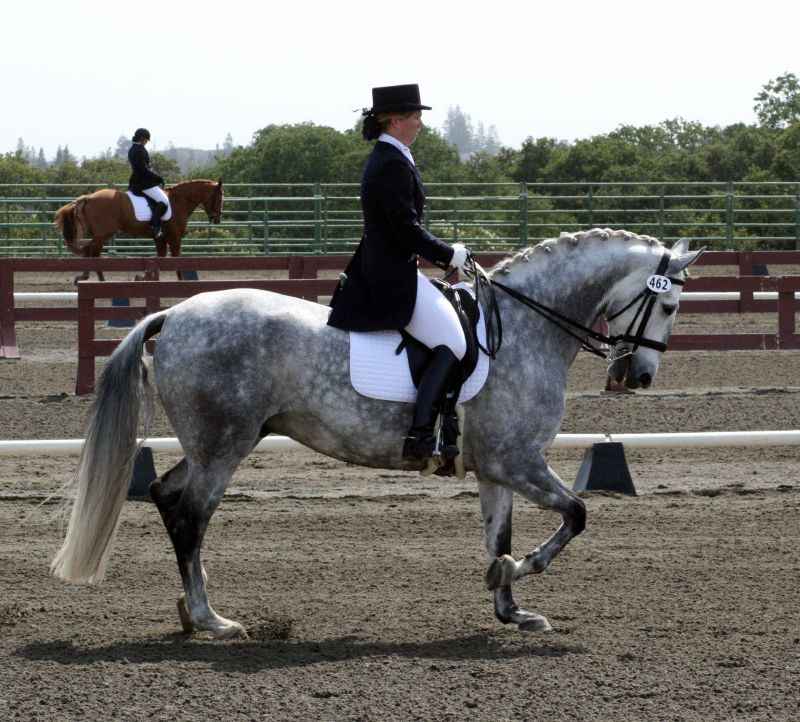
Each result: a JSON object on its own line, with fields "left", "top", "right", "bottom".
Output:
{"left": 605, "top": 237, "right": 703, "bottom": 389}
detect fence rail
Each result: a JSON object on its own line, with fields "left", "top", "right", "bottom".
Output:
{"left": 1, "top": 181, "right": 799, "bottom": 256}
{"left": 2, "top": 253, "right": 799, "bottom": 394}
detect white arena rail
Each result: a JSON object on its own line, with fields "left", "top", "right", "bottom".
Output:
{"left": 14, "top": 293, "right": 79, "bottom": 302}
{"left": 2, "top": 431, "right": 800, "bottom": 456}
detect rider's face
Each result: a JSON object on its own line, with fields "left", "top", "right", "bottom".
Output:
{"left": 390, "top": 110, "right": 424, "bottom": 146}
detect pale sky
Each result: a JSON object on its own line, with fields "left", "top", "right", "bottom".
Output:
{"left": 3, "top": 0, "right": 797, "bottom": 161}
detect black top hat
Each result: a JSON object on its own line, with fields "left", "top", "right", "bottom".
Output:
{"left": 366, "top": 84, "right": 432, "bottom": 114}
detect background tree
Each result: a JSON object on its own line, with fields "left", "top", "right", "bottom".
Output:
{"left": 443, "top": 106, "right": 475, "bottom": 155}
{"left": 212, "top": 123, "right": 362, "bottom": 184}
{"left": 149, "top": 153, "right": 182, "bottom": 181}
{"left": 79, "top": 157, "right": 131, "bottom": 185}
{"left": 753, "top": 72, "right": 800, "bottom": 129}
{"left": 114, "top": 135, "right": 129, "bottom": 159}
{"left": 512, "top": 137, "right": 564, "bottom": 182}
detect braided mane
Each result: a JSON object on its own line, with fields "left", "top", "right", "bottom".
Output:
{"left": 490, "top": 228, "right": 663, "bottom": 276}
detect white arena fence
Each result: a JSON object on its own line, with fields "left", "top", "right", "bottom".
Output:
{"left": 2, "top": 431, "right": 800, "bottom": 457}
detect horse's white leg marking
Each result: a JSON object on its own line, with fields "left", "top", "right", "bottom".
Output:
{"left": 177, "top": 564, "right": 208, "bottom": 633}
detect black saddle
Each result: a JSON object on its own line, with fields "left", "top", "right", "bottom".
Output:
{"left": 396, "top": 278, "right": 481, "bottom": 389}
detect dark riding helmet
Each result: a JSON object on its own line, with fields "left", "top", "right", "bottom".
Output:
{"left": 132, "top": 128, "right": 151, "bottom": 142}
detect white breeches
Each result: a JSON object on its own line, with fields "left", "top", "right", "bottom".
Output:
{"left": 142, "top": 186, "right": 169, "bottom": 206}
{"left": 404, "top": 272, "right": 467, "bottom": 360}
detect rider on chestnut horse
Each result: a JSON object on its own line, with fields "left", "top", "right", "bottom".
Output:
{"left": 128, "top": 128, "right": 168, "bottom": 239}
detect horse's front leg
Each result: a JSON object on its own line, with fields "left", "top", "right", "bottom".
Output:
{"left": 478, "top": 477, "right": 552, "bottom": 632}
{"left": 479, "top": 456, "right": 586, "bottom": 627}
{"left": 164, "top": 231, "right": 185, "bottom": 280}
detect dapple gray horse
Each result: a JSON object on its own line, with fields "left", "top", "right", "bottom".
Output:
{"left": 51, "top": 229, "right": 702, "bottom": 638}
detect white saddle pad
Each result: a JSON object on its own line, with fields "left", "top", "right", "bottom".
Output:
{"left": 125, "top": 191, "right": 173, "bottom": 222}
{"left": 349, "top": 286, "right": 490, "bottom": 403}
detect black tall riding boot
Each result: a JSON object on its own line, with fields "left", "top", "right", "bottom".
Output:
{"left": 439, "top": 379, "right": 464, "bottom": 460}
{"left": 149, "top": 201, "right": 168, "bottom": 239}
{"left": 402, "top": 345, "right": 461, "bottom": 461}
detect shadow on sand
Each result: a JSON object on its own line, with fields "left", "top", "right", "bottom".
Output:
{"left": 16, "top": 632, "right": 587, "bottom": 672}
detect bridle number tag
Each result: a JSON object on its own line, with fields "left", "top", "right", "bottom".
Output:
{"left": 646, "top": 275, "right": 672, "bottom": 293}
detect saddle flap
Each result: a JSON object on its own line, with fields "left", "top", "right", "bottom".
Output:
{"left": 349, "top": 283, "right": 489, "bottom": 404}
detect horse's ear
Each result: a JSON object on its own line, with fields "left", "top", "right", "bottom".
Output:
{"left": 668, "top": 246, "right": 705, "bottom": 275}
{"left": 217, "top": 177, "right": 223, "bottom": 186}
{"left": 670, "top": 237, "right": 690, "bottom": 255}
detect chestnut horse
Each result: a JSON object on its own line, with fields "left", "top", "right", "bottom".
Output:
{"left": 54, "top": 178, "right": 224, "bottom": 281}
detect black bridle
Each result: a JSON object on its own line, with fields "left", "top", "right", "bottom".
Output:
{"left": 460, "top": 251, "right": 684, "bottom": 361}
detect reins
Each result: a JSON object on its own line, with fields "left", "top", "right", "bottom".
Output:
{"left": 457, "top": 250, "right": 684, "bottom": 361}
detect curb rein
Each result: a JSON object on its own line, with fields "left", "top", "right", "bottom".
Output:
{"left": 459, "top": 251, "right": 684, "bottom": 362}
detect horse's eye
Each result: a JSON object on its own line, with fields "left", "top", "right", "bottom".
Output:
{"left": 662, "top": 304, "right": 677, "bottom": 316}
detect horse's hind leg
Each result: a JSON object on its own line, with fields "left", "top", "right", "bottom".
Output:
{"left": 477, "top": 477, "right": 553, "bottom": 632}
{"left": 74, "top": 238, "right": 110, "bottom": 283}
{"left": 150, "top": 456, "right": 247, "bottom": 640}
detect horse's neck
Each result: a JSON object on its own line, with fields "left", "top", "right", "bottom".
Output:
{"left": 169, "top": 182, "right": 206, "bottom": 216}
{"left": 487, "top": 242, "right": 636, "bottom": 363}
{"left": 495, "top": 244, "right": 626, "bottom": 320}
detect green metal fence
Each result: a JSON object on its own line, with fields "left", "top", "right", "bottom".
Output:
{"left": 1, "top": 181, "right": 799, "bottom": 256}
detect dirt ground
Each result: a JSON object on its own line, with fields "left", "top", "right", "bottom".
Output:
{"left": 1, "top": 283, "right": 799, "bottom": 721}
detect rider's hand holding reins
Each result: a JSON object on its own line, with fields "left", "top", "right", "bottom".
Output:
{"left": 450, "top": 243, "right": 470, "bottom": 269}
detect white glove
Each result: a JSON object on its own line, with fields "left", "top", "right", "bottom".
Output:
{"left": 450, "top": 243, "right": 469, "bottom": 269}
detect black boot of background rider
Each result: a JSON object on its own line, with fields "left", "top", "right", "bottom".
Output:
{"left": 149, "top": 201, "right": 168, "bottom": 239}
{"left": 402, "top": 345, "right": 460, "bottom": 461}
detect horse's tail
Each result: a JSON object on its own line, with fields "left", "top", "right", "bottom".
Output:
{"left": 50, "top": 310, "right": 168, "bottom": 584}
{"left": 54, "top": 198, "right": 89, "bottom": 255}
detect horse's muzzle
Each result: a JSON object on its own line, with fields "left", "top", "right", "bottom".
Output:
{"left": 608, "top": 355, "right": 655, "bottom": 390}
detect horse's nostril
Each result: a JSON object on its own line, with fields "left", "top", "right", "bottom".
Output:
{"left": 639, "top": 373, "right": 653, "bottom": 388}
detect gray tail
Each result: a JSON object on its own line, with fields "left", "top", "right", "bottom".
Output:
{"left": 50, "top": 311, "right": 167, "bottom": 584}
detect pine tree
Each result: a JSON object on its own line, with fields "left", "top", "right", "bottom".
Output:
{"left": 443, "top": 106, "right": 475, "bottom": 155}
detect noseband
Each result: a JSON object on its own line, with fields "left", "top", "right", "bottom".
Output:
{"left": 603, "top": 251, "right": 685, "bottom": 360}
{"left": 463, "top": 250, "right": 684, "bottom": 361}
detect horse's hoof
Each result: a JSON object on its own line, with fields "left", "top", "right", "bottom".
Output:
{"left": 213, "top": 622, "right": 249, "bottom": 641}
{"left": 518, "top": 616, "right": 553, "bottom": 633}
{"left": 485, "top": 554, "right": 517, "bottom": 590}
{"left": 177, "top": 596, "right": 194, "bottom": 633}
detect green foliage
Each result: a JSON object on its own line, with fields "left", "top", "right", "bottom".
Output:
{"left": 0, "top": 152, "right": 47, "bottom": 185}
{"left": 512, "top": 137, "right": 565, "bottom": 182}
{"left": 754, "top": 72, "right": 800, "bottom": 129}
{"left": 410, "top": 128, "right": 465, "bottom": 182}
{"left": 149, "top": 153, "right": 182, "bottom": 181}
{"left": 211, "top": 123, "right": 363, "bottom": 184}
{"left": 77, "top": 157, "right": 130, "bottom": 185}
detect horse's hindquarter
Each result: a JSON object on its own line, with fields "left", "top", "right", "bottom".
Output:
{"left": 153, "top": 289, "right": 413, "bottom": 466}
{"left": 154, "top": 289, "right": 330, "bottom": 426}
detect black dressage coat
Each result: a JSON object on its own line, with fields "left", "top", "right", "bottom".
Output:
{"left": 127, "top": 143, "right": 164, "bottom": 192}
{"left": 327, "top": 141, "right": 454, "bottom": 332}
